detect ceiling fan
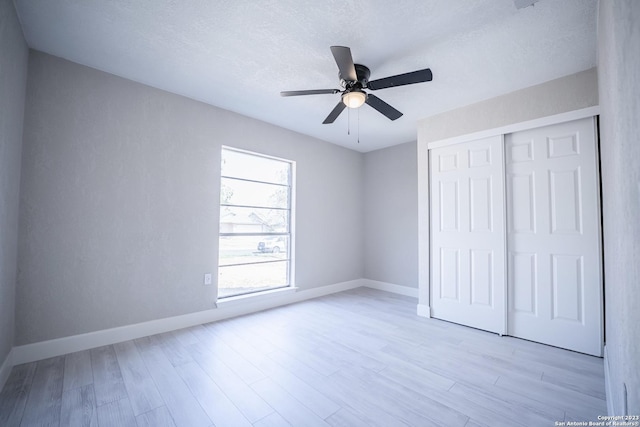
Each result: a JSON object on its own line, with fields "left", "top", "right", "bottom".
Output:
{"left": 281, "top": 46, "right": 433, "bottom": 124}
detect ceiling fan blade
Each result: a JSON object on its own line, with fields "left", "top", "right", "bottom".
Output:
{"left": 367, "top": 68, "right": 433, "bottom": 90}
{"left": 330, "top": 46, "right": 357, "bottom": 82}
{"left": 323, "top": 101, "right": 346, "bottom": 124}
{"left": 281, "top": 89, "right": 340, "bottom": 97}
{"left": 365, "top": 94, "right": 403, "bottom": 121}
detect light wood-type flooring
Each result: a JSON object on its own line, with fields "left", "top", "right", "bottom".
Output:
{"left": 0, "top": 288, "right": 606, "bottom": 426}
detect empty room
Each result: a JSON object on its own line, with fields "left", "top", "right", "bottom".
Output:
{"left": 1, "top": 0, "right": 638, "bottom": 426}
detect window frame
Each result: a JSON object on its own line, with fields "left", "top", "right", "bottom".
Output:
{"left": 217, "top": 146, "right": 295, "bottom": 299}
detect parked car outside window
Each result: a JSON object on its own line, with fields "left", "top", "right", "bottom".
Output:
{"left": 257, "top": 236, "right": 286, "bottom": 254}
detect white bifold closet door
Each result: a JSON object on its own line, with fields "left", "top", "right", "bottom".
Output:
{"left": 430, "top": 135, "right": 506, "bottom": 334}
{"left": 506, "top": 117, "right": 602, "bottom": 356}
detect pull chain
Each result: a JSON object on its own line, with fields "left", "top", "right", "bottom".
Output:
{"left": 345, "top": 107, "right": 361, "bottom": 144}
{"left": 357, "top": 107, "right": 360, "bottom": 144}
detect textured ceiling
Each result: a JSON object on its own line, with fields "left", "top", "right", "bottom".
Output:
{"left": 13, "top": 0, "right": 597, "bottom": 152}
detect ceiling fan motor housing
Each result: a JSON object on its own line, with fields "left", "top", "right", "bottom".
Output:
{"left": 340, "top": 64, "right": 371, "bottom": 88}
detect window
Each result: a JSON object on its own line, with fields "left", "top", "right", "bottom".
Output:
{"left": 218, "top": 147, "right": 294, "bottom": 298}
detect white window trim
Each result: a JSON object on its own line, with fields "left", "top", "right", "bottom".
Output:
{"left": 216, "top": 285, "right": 299, "bottom": 307}
{"left": 217, "top": 146, "right": 296, "bottom": 300}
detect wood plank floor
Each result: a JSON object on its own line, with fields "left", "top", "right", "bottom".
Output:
{"left": 0, "top": 288, "right": 606, "bottom": 426}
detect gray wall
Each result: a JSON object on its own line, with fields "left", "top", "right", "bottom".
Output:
{"left": 598, "top": 0, "right": 640, "bottom": 415}
{"left": 418, "top": 67, "right": 598, "bottom": 143}
{"left": 0, "top": 0, "right": 28, "bottom": 366}
{"left": 363, "top": 142, "right": 418, "bottom": 288}
{"left": 16, "top": 51, "right": 363, "bottom": 346}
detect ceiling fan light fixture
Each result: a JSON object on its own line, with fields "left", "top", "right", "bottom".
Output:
{"left": 342, "top": 90, "right": 367, "bottom": 108}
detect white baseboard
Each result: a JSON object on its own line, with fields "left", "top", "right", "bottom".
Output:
{"left": 416, "top": 303, "right": 431, "bottom": 318}
{"left": 361, "top": 279, "right": 419, "bottom": 298}
{"left": 0, "top": 348, "right": 14, "bottom": 392}
{"left": 10, "top": 278, "right": 419, "bottom": 367}
{"left": 604, "top": 345, "right": 614, "bottom": 415}
{"left": 11, "top": 279, "right": 364, "bottom": 365}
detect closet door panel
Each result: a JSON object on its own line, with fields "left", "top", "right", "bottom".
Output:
{"left": 509, "top": 172, "right": 536, "bottom": 233}
{"left": 509, "top": 251, "right": 537, "bottom": 315}
{"left": 506, "top": 117, "right": 602, "bottom": 356}
{"left": 470, "top": 249, "right": 493, "bottom": 307}
{"left": 549, "top": 167, "right": 582, "bottom": 234}
{"left": 430, "top": 136, "right": 506, "bottom": 334}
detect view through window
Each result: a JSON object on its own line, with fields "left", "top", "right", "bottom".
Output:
{"left": 218, "top": 147, "right": 293, "bottom": 298}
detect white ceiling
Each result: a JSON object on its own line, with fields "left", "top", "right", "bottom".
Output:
{"left": 13, "top": 0, "right": 598, "bottom": 152}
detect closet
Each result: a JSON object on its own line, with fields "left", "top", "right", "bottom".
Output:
{"left": 428, "top": 116, "right": 603, "bottom": 356}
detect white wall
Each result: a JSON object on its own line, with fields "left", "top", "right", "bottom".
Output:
{"left": 0, "top": 0, "right": 28, "bottom": 368}
{"left": 363, "top": 142, "right": 418, "bottom": 288}
{"left": 16, "top": 51, "right": 364, "bottom": 346}
{"left": 598, "top": 0, "right": 640, "bottom": 415}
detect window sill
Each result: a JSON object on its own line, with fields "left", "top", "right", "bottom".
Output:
{"left": 216, "top": 286, "right": 299, "bottom": 307}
